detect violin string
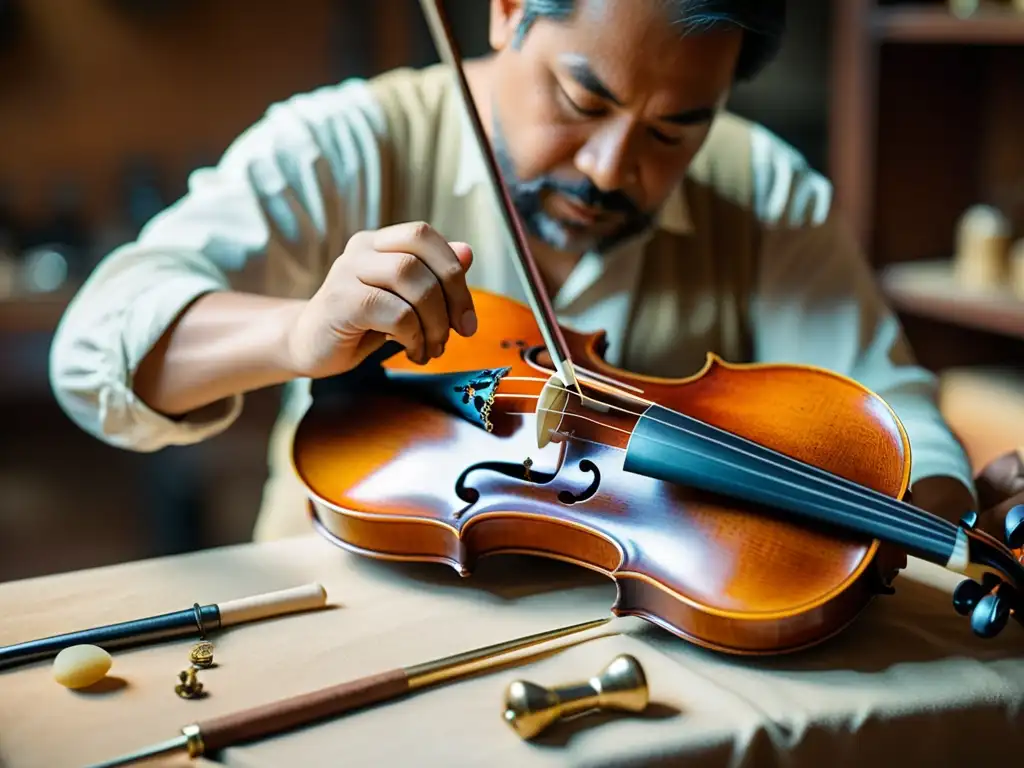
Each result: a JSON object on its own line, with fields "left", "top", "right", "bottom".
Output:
{"left": 499, "top": 386, "right": 916, "bottom": 522}
{"left": 501, "top": 374, "right": 654, "bottom": 411}
{"left": 508, "top": 385, "right": 885, "bottom": 502}
{"left": 528, "top": 378, "right": 941, "bottom": 519}
{"left": 535, "top": 406, "right": 633, "bottom": 437}
{"left": 525, "top": 421, "right": 958, "bottom": 555}
{"left": 531, "top": 405, "right": 956, "bottom": 548}
{"left": 547, "top": 430, "right": 624, "bottom": 451}
{"left": 493, "top": 373, "right": 956, "bottom": 542}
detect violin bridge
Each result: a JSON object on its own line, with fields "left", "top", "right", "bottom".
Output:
{"left": 536, "top": 376, "right": 570, "bottom": 449}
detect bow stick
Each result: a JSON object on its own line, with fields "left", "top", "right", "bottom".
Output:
{"left": 416, "top": 0, "right": 581, "bottom": 395}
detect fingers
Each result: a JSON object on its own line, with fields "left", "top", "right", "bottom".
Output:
{"left": 353, "top": 284, "right": 429, "bottom": 364}
{"left": 449, "top": 241, "right": 474, "bottom": 272}
{"left": 975, "top": 451, "right": 1024, "bottom": 511}
{"left": 355, "top": 251, "right": 451, "bottom": 359}
{"left": 372, "top": 222, "right": 477, "bottom": 338}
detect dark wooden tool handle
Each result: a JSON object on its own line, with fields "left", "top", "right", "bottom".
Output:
{"left": 198, "top": 668, "right": 410, "bottom": 753}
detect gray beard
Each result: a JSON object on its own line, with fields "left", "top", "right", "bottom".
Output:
{"left": 489, "top": 118, "right": 655, "bottom": 254}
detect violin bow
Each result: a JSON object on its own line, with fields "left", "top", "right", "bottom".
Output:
{"left": 416, "top": 0, "right": 581, "bottom": 395}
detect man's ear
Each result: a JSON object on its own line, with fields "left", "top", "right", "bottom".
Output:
{"left": 489, "top": 0, "right": 527, "bottom": 50}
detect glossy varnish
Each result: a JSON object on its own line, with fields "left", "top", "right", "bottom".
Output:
{"left": 293, "top": 290, "right": 911, "bottom": 655}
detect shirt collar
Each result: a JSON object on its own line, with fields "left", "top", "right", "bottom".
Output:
{"left": 452, "top": 109, "right": 694, "bottom": 237}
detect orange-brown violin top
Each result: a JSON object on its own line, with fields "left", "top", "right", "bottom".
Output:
{"left": 291, "top": 289, "right": 1024, "bottom": 654}
{"left": 300, "top": 0, "right": 1024, "bottom": 655}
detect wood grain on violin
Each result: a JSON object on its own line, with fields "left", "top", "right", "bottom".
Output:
{"left": 294, "top": 289, "right": 924, "bottom": 655}
{"left": 291, "top": 0, "right": 1024, "bottom": 656}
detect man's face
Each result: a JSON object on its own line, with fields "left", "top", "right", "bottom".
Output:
{"left": 486, "top": 0, "right": 742, "bottom": 254}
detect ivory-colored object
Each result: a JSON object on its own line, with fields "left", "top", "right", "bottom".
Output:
{"left": 1010, "top": 239, "right": 1024, "bottom": 299}
{"left": 954, "top": 204, "right": 1012, "bottom": 289}
{"left": 52, "top": 644, "right": 112, "bottom": 689}
{"left": 217, "top": 582, "right": 327, "bottom": 626}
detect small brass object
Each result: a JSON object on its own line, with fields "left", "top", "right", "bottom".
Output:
{"left": 502, "top": 654, "right": 649, "bottom": 740}
{"left": 189, "top": 641, "right": 214, "bottom": 668}
{"left": 175, "top": 667, "right": 204, "bottom": 699}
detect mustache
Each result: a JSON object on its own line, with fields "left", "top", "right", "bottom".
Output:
{"left": 518, "top": 175, "right": 642, "bottom": 216}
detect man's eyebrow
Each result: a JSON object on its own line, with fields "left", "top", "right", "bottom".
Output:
{"left": 561, "top": 56, "right": 622, "bottom": 105}
{"left": 559, "top": 55, "right": 717, "bottom": 126}
{"left": 660, "top": 107, "right": 716, "bottom": 125}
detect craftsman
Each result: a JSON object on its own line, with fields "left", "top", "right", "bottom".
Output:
{"left": 49, "top": 0, "right": 985, "bottom": 542}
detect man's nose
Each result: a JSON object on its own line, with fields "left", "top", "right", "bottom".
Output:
{"left": 573, "top": 120, "right": 638, "bottom": 192}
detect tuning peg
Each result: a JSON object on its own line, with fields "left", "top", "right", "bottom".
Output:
{"left": 953, "top": 578, "right": 985, "bottom": 615}
{"left": 953, "top": 571, "right": 1004, "bottom": 616}
{"left": 502, "top": 654, "right": 649, "bottom": 740}
{"left": 970, "top": 585, "right": 1012, "bottom": 639}
{"left": 1005, "top": 505, "right": 1024, "bottom": 550}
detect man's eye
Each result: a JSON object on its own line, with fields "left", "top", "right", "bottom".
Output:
{"left": 556, "top": 82, "right": 604, "bottom": 117}
{"left": 649, "top": 127, "right": 682, "bottom": 146}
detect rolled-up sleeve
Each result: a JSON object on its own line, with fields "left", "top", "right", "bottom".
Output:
{"left": 747, "top": 126, "right": 975, "bottom": 496}
{"left": 49, "top": 79, "right": 387, "bottom": 453}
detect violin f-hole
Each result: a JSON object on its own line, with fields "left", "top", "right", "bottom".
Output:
{"left": 450, "top": 456, "right": 602, "bottom": 519}
{"left": 557, "top": 459, "right": 601, "bottom": 505}
{"left": 452, "top": 459, "right": 560, "bottom": 520}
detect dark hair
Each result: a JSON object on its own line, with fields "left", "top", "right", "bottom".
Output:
{"left": 513, "top": 0, "right": 786, "bottom": 82}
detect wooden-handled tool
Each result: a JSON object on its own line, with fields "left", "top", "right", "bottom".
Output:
{"left": 83, "top": 617, "right": 611, "bottom": 767}
{"left": 502, "top": 654, "right": 650, "bottom": 739}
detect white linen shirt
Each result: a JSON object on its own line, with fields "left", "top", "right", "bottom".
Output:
{"left": 48, "top": 64, "right": 975, "bottom": 540}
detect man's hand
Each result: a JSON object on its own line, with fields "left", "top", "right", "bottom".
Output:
{"left": 909, "top": 475, "right": 976, "bottom": 527}
{"left": 974, "top": 449, "right": 1024, "bottom": 555}
{"left": 287, "top": 221, "right": 478, "bottom": 378}
{"left": 912, "top": 451, "right": 1024, "bottom": 557}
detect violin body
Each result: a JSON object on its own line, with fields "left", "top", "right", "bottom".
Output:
{"left": 293, "top": 289, "right": 912, "bottom": 655}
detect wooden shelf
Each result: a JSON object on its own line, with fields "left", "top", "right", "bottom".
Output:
{"left": 872, "top": 5, "right": 1024, "bottom": 44}
{"left": 879, "top": 259, "right": 1024, "bottom": 340}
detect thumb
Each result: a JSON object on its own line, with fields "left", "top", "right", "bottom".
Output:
{"left": 449, "top": 241, "right": 474, "bottom": 272}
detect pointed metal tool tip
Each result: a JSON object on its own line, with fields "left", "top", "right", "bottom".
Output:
{"left": 82, "top": 734, "right": 189, "bottom": 768}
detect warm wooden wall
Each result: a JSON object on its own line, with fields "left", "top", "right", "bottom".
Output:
{"left": 0, "top": 0, "right": 346, "bottom": 581}
{"left": 0, "top": 0, "right": 336, "bottom": 228}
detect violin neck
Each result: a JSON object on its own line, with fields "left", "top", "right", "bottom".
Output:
{"left": 622, "top": 403, "right": 968, "bottom": 571}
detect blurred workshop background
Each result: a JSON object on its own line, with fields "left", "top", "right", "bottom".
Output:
{"left": 1, "top": 0, "right": 1022, "bottom": 582}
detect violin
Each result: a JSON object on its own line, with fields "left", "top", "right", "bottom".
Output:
{"left": 291, "top": 0, "right": 1024, "bottom": 655}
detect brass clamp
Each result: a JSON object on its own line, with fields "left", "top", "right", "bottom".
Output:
{"left": 502, "top": 654, "right": 649, "bottom": 739}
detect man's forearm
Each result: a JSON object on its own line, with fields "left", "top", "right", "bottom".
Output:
{"left": 133, "top": 291, "right": 306, "bottom": 417}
